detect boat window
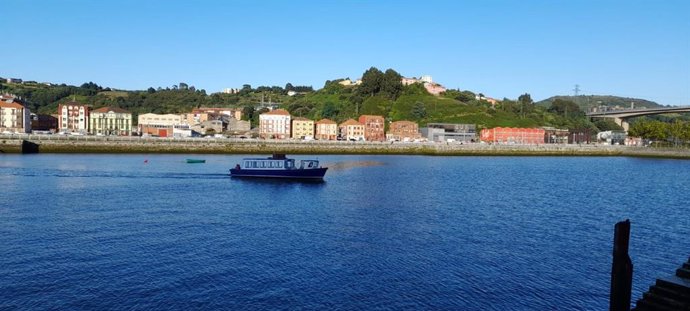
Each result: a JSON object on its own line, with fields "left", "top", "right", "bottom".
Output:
{"left": 277, "top": 161, "right": 283, "bottom": 168}
{"left": 252, "top": 161, "right": 257, "bottom": 168}
{"left": 260, "top": 161, "right": 266, "bottom": 168}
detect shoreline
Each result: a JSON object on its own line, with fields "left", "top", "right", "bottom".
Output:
{"left": 1, "top": 135, "right": 690, "bottom": 159}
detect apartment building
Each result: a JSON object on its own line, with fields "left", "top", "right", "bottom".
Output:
{"left": 291, "top": 117, "right": 314, "bottom": 139}
{"left": 315, "top": 118, "right": 338, "bottom": 140}
{"left": 0, "top": 94, "right": 31, "bottom": 133}
{"left": 338, "top": 119, "right": 365, "bottom": 141}
{"left": 358, "top": 115, "right": 385, "bottom": 142}
{"left": 58, "top": 102, "right": 90, "bottom": 133}
{"left": 259, "top": 109, "right": 291, "bottom": 139}
{"left": 387, "top": 120, "right": 420, "bottom": 141}
{"left": 89, "top": 107, "right": 132, "bottom": 136}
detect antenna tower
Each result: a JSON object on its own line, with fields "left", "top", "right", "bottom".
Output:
{"left": 573, "top": 84, "right": 581, "bottom": 97}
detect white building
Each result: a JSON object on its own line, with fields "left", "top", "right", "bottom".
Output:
{"left": 259, "top": 108, "right": 291, "bottom": 139}
{"left": 89, "top": 107, "right": 132, "bottom": 136}
{"left": 58, "top": 102, "right": 90, "bottom": 133}
{"left": 138, "top": 113, "right": 188, "bottom": 137}
{"left": 0, "top": 94, "right": 31, "bottom": 133}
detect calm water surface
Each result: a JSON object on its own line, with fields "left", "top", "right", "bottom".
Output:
{"left": 1, "top": 154, "right": 689, "bottom": 310}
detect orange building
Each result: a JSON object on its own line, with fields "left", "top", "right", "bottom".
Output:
{"left": 315, "top": 118, "right": 338, "bottom": 140}
{"left": 338, "top": 119, "right": 365, "bottom": 141}
{"left": 480, "top": 127, "right": 545, "bottom": 145}
{"left": 387, "top": 120, "right": 420, "bottom": 141}
{"left": 358, "top": 115, "right": 385, "bottom": 142}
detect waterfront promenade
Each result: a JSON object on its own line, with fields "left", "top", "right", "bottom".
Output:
{"left": 1, "top": 134, "right": 689, "bottom": 158}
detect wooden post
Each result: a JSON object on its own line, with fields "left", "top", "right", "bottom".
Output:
{"left": 609, "top": 219, "right": 633, "bottom": 311}
{"left": 21, "top": 140, "right": 39, "bottom": 154}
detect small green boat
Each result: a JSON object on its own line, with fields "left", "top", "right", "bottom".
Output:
{"left": 186, "top": 159, "right": 206, "bottom": 163}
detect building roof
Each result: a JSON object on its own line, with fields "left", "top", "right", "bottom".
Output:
{"left": 59, "top": 102, "right": 89, "bottom": 108}
{"left": 391, "top": 120, "right": 417, "bottom": 125}
{"left": 359, "top": 115, "right": 384, "bottom": 119}
{"left": 316, "top": 118, "right": 337, "bottom": 124}
{"left": 0, "top": 101, "right": 25, "bottom": 109}
{"left": 92, "top": 106, "right": 130, "bottom": 114}
{"left": 340, "top": 119, "right": 363, "bottom": 126}
{"left": 292, "top": 117, "right": 312, "bottom": 122}
{"left": 261, "top": 108, "right": 290, "bottom": 116}
{"left": 192, "top": 107, "right": 239, "bottom": 113}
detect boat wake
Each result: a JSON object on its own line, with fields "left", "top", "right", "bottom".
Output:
{"left": 323, "top": 160, "right": 385, "bottom": 171}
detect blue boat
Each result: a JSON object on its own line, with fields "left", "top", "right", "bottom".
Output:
{"left": 229, "top": 154, "right": 327, "bottom": 179}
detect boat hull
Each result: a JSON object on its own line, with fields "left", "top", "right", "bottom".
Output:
{"left": 230, "top": 167, "right": 328, "bottom": 179}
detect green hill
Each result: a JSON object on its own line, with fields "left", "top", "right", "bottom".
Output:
{"left": 536, "top": 95, "right": 662, "bottom": 111}
{"left": 3, "top": 68, "right": 684, "bottom": 133}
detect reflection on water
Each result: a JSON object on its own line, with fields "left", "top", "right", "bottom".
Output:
{"left": 324, "top": 160, "right": 385, "bottom": 171}
{"left": 232, "top": 177, "right": 326, "bottom": 187}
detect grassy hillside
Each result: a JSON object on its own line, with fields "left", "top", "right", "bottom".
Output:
{"left": 3, "top": 70, "right": 684, "bottom": 132}
{"left": 536, "top": 95, "right": 662, "bottom": 111}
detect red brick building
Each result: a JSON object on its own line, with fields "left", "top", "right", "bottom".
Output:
{"left": 358, "top": 115, "right": 385, "bottom": 142}
{"left": 480, "top": 127, "right": 545, "bottom": 145}
{"left": 387, "top": 120, "right": 420, "bottom": 141}
{"left": 58, "top": 102, "right": 90, "bottom": 133}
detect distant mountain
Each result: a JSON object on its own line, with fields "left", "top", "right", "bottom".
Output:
{"left": 536, "top": 95, "right": 662, "bottom": 111}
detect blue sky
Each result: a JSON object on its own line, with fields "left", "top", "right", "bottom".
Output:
{"left": 2, "top": 0, "right": 689, "bottom": 105}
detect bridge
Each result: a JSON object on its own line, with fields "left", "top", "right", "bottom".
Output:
{"left": 586, "top": 106, "right": 690, "bottom": 131}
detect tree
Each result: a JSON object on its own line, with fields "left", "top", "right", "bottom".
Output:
{"left": 251, "top": 108, "right": 269, "bottom": 128}
{"left": 381, "top": 69, "right": 403, "bottom": 100}
{"left": 241, "top": 105, "right": 255, "bottom": 121}
{"left": 518, "top": 93, "right": 533, "bottom": 118}
{"left": 285, "top": 83, "right": 294, "bottom": 92}
{"left": 412, "top": 101, "right": 427, "bottom": 119}
{"left": 548, "top": 99, "right": 583, "bottom": 118}
{"left": 456, "top": 90, "right": 476, "bottom": 103}
{"left": 594, "top": 119, "right": 624, "bottom": 132}
{"left": 322, "top": 101, "right": 339, "bottom": 119}
{"left": 147, "top": 87, "right": 156, "bottom": 94}
{"left": 358, "top": 67, "right": 384, "bottom": 97}
{"left": 668, "top": 120, "right": 685, "bottom": 146}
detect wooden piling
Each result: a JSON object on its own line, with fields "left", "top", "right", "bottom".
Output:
{"left": 21, "top": 140, "right": 39, "bottom": 154}
{"left": 610, "top": 219, "right": 633, "bottom": 311}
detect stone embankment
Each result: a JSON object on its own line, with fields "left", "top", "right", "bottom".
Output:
{"left": 1, "top": 134, "right": 689, "bottom": 159}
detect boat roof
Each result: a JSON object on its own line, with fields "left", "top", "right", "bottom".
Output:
{"left": 240, "top": 154, "right": 319, "bottom": 161}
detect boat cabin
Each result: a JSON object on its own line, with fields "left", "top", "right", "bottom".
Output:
{"left": 239, "top": 154, "right": 320, "bottom": 170}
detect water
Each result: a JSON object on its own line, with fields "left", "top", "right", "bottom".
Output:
{"left": 1, "top": 154, "right": 689, "bottom": 310}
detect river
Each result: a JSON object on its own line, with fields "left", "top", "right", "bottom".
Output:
{"left": 1, "top": 154, "right": 688, "bottom": 310}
